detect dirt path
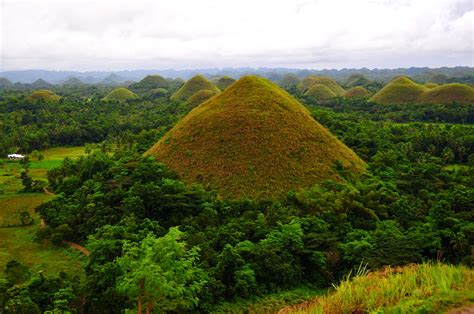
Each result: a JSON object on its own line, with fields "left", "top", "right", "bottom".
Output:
{"left": 64, "top": 241, "right": 90, "bottom": 256}
{"left": 43, "top": 187, "right": 54, "bottom": 196}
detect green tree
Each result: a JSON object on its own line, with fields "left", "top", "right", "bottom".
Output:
{"left": 116, "top": 228, "right": 206, "bottom": 314}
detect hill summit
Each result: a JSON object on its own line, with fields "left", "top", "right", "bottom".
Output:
{"left": 147, "top": 76, "right": 365, "bottom": 199}
{"left": 170, "top": 75, "right": 220, "bottom": 101}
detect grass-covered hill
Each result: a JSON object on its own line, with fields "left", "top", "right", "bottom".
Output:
{"left": 344, "top": 86, "right": 370, "bottom": 98}
{"left": 369, "top": 76, "right": 428, "bottom": 104}
{"left": 298, "top": 76, "right": 345, "bottom": 96}
{"left": 215, "top": 76, "right": 236, "bottom": 91}
{"left": 419, "top": 83, "right": 474, "bottom": 105}
{"left": 170, "top": 75, "right": 220, "bottom": 102}
{"left": 129, "top": 75, "right": 169, "bottom": 91}
{"left": 147, "top": 75, "right": 365, "bottom": 199}
{"left": 102, "top": 87, "right": 137, "bottom": 102}
{"left": 279, "top": 74, "right": 301, "bottom": 90}
{"left": 187, "top": 89, "right": 218, "bottom": 108}
{"left": 345, "top": 74, "right": 370, "bottom": 87}
{"left": 304, "top": 84, "right": 337, "bottom": 102}
{"left": 25, "top": 89, "right": 61, "bottom": 103}
{"left": 370, "top": 77, "right": 474, "bottom": 105}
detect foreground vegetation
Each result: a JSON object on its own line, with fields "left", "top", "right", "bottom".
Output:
{"left": 282, "top": 263, "right": 474, "bottom": 313}
{"left": 0, "top": 76, "right": 472, "bottom": 312}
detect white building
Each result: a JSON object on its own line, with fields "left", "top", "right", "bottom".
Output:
{"left": 7, "top": 154, "right": 25, "bottom": 160}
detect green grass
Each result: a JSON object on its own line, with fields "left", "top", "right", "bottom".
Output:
{"left": 171, "top": 75, "right": 220, "bottom": 102}
{"left": 0, "top": 146, "right": 86, "bottom": 278}
{"left": 281, "top": 263, "right": 474, "bottom": 313}
{"left": 147, "top": 75, "right": 365, "bottom": 199}
{"left": 103, "top": 87, "right": 137, "bottom": 102}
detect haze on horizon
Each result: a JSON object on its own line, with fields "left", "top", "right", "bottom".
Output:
{"left": 1, "top": 0, "right": 473, "bottom": 72}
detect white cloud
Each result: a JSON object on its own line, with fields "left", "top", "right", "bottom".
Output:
{"left": 0, "top": 0, "right": 473, "bottom": 70}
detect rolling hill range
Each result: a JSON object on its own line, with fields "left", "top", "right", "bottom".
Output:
{"left": 146, "top": 75, "right": 365, "bottom": 199}
{"left": 370, "top": 77, "right": 474, "bottom": 105}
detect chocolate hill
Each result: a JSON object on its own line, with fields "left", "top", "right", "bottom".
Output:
{"left": 171, "top": 75, "right": 220, "bottom": 102}
{"left": 147, "top": 76, "right": 365, "bottom": 199}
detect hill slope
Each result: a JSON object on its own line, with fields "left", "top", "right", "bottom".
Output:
{"left": 102, "top": 88, "right": 137, "bottom": 102}
{"left": 171, "top": 75, "right": 220, "bottom": 101}
{"left": 147, "top": 76, "right": 365, "bottom": 199}
{"left": 419, "top": 83, "right": 474, "bottom": 105}
{"left": 369, "top": 76, "right": 428, "bottom": 104}
{"left": 25, "top": 90, "right": 61, "bottom": 102}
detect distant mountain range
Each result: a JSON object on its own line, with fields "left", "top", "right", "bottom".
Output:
{"left": 1, "top": 67, "right": 473, "bottom": 85}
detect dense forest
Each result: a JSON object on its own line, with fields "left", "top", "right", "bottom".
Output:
{"left": 0, "top": 75, "right": 473, "bottom": 312}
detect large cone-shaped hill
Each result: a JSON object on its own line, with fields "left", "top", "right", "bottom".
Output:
{"left": 418, "top": 83, "right": 474, "bottom": 105}
{"left": 147, "top": 76, "right": 365, "bottom": 199}
{"left": 26, "top": 90, "right": 61, "bottom": 103}
{"left": 369, "top": 76, "right": 428, "bottom": 104}
{"left": 171, "top": 75, "right": 220, "bottom": 102}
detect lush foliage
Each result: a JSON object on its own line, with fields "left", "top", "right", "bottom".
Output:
{"left": 0, "top": 81, "right": 473, "bottom": 312}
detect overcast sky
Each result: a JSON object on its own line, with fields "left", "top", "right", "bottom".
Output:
{"left": 1, "top": 0, "right": 473, "bottom": 71}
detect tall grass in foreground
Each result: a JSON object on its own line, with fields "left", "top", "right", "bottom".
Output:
{"left": 279, "top": 263, "right": 474, "bottom": 314}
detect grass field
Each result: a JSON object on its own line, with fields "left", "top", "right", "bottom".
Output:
{"left": 0, "top": 146, "right": 86, "bottom": 279}
{"left": 280, "top": 263, "right": 474, "bottom": 313}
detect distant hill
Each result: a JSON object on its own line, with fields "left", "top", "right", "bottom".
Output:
{"left": 25, "top": 90, "right": 61, "bottom": 102}
{"left": 130, "top": 75, "right": 169, "bottom": 92}
{"left": 345, "top": 74, "right": 370, "bottom": 87}
{"left": 0, "top": 78, "right": 13, "bottom": 89}
{"left": 102, "top": 88, "right": 137, "bottom": 102}
{"left": 187, "top": 90, "right": 218, "bottom": 108}
{"left": 345, "top": 86, "right": 370, "bottom": 98}
{"left": 369, "top": 77, "right": 428, "bottom": 104}
{"left": 304, "top": 84, "right": 337, "bottom": 102}
{"left": 418, "top": 83, "right": 474, "bottom": 105}
{"left": 278, "top": 74, "right": 300, "bottom": 90}
{"left": 369, "top": 77, "right": 474, "bottom": 105}
{"left": 63, "top": 77, "right": 84, "bottom": 86}
{"left": 30, "top": 79, "right": 53, "bottom": 89}
{"left": 298, "top": 76, "right": 345, "bottom": 96}
{"left": 214, "top": 76, "right": 236, "bottom": 91}
{"left": 147, "top": 75, "right": 365, "bottom": 199}
{"left": 170, "top": 75, "right": 220, "bottom": 102}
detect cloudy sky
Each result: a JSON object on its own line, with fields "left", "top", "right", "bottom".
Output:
{"left": 1, "top": 0, "right": 473, "bottom": 71}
